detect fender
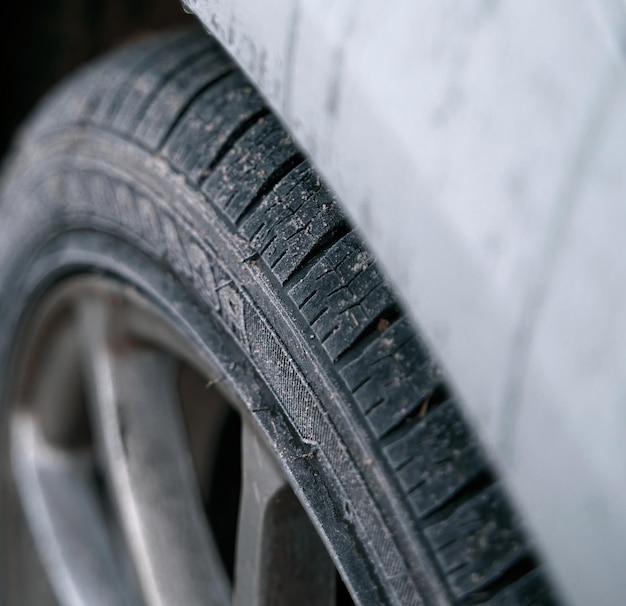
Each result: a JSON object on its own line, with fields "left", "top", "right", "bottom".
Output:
{"left": 186, "top": 1, "right": 626, "bottom": 604}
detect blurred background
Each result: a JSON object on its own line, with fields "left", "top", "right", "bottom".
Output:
{"left": 0, "top": 0, "right": 189, "bottom": 157}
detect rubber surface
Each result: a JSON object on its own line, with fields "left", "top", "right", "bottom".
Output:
{"left": 0, "top": 29, "right": 557, "bottom": 605}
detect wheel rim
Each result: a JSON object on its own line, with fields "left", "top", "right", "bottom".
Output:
{"left": 5, "top": 276, "right": 343, "bottom": 606}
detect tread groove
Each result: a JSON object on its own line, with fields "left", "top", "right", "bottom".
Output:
{"left": 123, "top": 45, "right": 216, "bottom": 137}
{"left": 207, "top": 108, "right": 271, "bottom": 173}
{"left": 157, "top": 68, "right": 236, "bottom": 151}
{"left": 422, "top": 471, "right": 495, "bottom": 525}
{"left": 476, "top": 568, "right": 555, "bottom": 606}
{"left": 378, "top": 382, "right": 450, "bottom": 441}
{"left": 335, "top": 305, "right": 402, "bottom": 368}
{"left": 283, "top": 222, "right": 352, "bottom": 288}
{"left": 465, "top": 557, "right": 539, "bottom": 604}
{"left": 234, "top": 153, "right": 306, "bottom": 226}
{"left": 97, "top": 31, "right": 208, "bottom": 128}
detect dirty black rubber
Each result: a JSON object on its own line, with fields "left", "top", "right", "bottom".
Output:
{"left": 0, "top": 29, "right": 558, "bottom": 606}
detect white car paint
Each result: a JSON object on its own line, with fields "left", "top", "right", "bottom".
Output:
{"left": 186, "top": 0, "right": 626, "bottom": 603}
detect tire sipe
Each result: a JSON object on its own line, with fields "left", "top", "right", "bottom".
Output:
{"left": 0, "top": 29, "right": 556, "bottom": 606}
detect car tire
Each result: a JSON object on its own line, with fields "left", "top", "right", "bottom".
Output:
{"left": 0, "top": 28, "right": 557, "bottom": 606}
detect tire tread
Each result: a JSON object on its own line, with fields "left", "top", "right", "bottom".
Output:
{"left": 18, "top": 29, "right": 558, "bottom": 606}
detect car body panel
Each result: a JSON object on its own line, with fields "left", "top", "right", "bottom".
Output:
{"left": 186, "top": 0, "right": 626, "bottom": 603}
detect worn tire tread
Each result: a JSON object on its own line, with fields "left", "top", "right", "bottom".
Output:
{"left": 15, "top": 29, "right": 558, "bottom": 606}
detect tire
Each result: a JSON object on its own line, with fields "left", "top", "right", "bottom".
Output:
{"left": 0, "top": 29, "right": 557, "bottom": 606}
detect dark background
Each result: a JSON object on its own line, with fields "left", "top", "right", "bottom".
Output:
{"left": 0, "top": 0, "right": 190, "bottom": 157}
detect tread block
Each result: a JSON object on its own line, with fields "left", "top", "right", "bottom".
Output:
{"left": 90, "top": 30, "right": 197, "bottom": 127}
{"left": 109, "top": 34, "right": 214, "bottom": 134}
{"left": 485, "top": 569, "right": 555, "bottom": 605}
{"left": 385, "top": 400, "right": 488, "bottom": 517}
{"left": 202, "top": 115, "right": 300, "bottom": 223}
{"left": 425, "top": 486, "right": 529, "bottom": 598}
{"left": 133, "top": 48, "right": 233, "bottom": 150}
{"left": 163, "top": 72, "right": 267, "bottom": 183}
{"left": 341, "top": 318, "right": 438, "bottom": 437}
{"left": 25, "top": 34, "right": 168, "bottom": 138}
{"left": 240, "top": 164, "right": 347, "bottom": 283}
{"left": 30, "top": 31, "right": 212, "bottom": 139}
{"left": 289, "top": 232, "right": 395, "bottom": 360}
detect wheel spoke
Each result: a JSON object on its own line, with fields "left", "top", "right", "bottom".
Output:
{"left": 11, "top": 415, "right": 134, "bottom": 606}
{"left": 233, "top": 425, "right": 336, "bottom": 606}
{"left": 10, "top": 305, "right": 130, "bottom": 606}
{"left": 20, "top": 312, "right": 87, "bottom": 449}
{"left": 78, "top": 297, "right": 230, "bottom": 606}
